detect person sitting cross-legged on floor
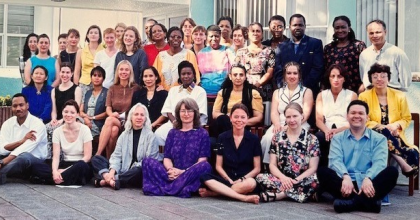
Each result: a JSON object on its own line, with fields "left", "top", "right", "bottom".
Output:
{"left": 317, "top": 100, "right": 398, "bottom": 213}
{"left": 91, "top": 103, "right": 159, "bottom": 190}
{"left": 200, "top": 103, "right": 261, "bottom": 204}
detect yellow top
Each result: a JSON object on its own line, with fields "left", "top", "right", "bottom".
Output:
{"left": 80, "top": 44, "right": 105, "bottom": 85}
{"left": 213, "top": 89, "right": 263, "bottom": 115}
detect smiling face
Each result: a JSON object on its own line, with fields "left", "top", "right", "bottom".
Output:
{"left": 230, "top": 108, "right": 248, "bottom": 131}
{"left": 179, "top": 103, "right": 195, "bottom": 125}
{"left": 347, "top": 104, "right": 368, "bottom": 130}
{"left": 248, "top": 24, "right": 263, "bottom": 43}
{"left": 270, "top": 20, "right": 285, "bottom": 38}
{"left": 118, "top": 63, "right": 131, "bottom": 81}
{"left": 151, "top": 25, "right": 165, "bottom": 42}
{"left": 11, "top": 97, "right": 29, "bottom": 120}
{"left": 329, "top": 68, "right": 345, "bottom": 89}
{"left": 207, "top": 31, "right": 221, "bottom": 49}
{"left": 333, "top": 19, "right": 350, "bottom": 40}
{"left": 180, "top": 67, "right": 194, "bottom": 86}
{"left": 28, "top": 36, "right": 38, "bottom": 52}
{"left": 232, "top": 29, "right": 245, "bottom": 48}
{"left": 60, "top": 66, "right": 72, "bottom": 83}
{"left": 218, "top": 20, "right": 232, "bottom": 39}
{"left": 67, "top": 33, "right": 80, "bottom": 47}
{"left": 284, "top": 65, "right": 300, "bottom": 86}
{"left": 182, "top": 21, "right": 194, "bottom": 37}
{"left": 123, "top": 30, "right": 137, "bottom": 47}
{"left": 285, "top": 107, "right": 303, "bottom": 129}
{"left": 142, "top": 69, "right": 158, "bottom": 87}
{"left": 289, "top": 17, "right": 306, "bottom": 40}
{"left": 115, "top": 26, "right": 125, "bottom": 40}
{"left": 88, "top": 28, "right": 100, "bottom": 43}
{"left": 371, "top": 72, "right": 389, "bottom": 89}
{"left": 144, "top": 21, "right": 156, "bottom": 39}
{"left": 168, "top": 30, "right": 183, "bottom": 49}
{"left": 192, "top": 30, "right": 206, "bottom": 46}
{"left": 37, "top": 37, "right": 50, "bottom": 54}
{"left": 229, "top": 67, "right": 246, "bottom": 87}
{"left": 131, "top": 106, "right": 146, "bottom": 129}
{"left": 367, "top": 22, "right": 387, "bottom": 48}
{"left": 104, "top": 33, "right": 116, "bottom": 48}
{"left": 91, "top": 71, "right": 104, "bottom": 87}
{"left": 31, "top": 67, "right": 48, "bottom": 85}
{"left": 62, "top": 105, "right": 78, "bottom": 124}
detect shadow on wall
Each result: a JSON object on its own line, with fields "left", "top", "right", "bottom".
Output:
{"left": 0, "top": 77, "right": 22, "bottom": 97}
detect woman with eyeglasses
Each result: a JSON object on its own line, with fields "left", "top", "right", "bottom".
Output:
{"left": 262, "top": 15, "right": 288, "bottom": 54}
{"left": 359, "top": 63, "right": 419, "bottom": 177}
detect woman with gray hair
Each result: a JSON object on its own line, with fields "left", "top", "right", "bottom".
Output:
{"left": 91, "top": 103, "right": 159, "bottom": 190}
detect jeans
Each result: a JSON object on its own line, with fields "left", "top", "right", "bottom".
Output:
{"left": 91, "top": 155, "right": 143, "bottom": 188}
{"left": 0, "top": 152, "right": 45, "bottom": 185}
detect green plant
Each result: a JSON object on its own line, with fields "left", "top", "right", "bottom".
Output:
{"left": 0, "top": 95, "right": 12, "bottom": 106}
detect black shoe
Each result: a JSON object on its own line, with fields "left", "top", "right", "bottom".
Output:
{"left": 365, "top": 199, "right": 381, "bottom": 213}
{"left": 333, "top": 199, "right": 356, "bottom": 213}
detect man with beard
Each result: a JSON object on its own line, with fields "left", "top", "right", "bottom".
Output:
{"left": 0, "top": 93, "right": 48, "bottom": 184}
{"left": 274, "top": 14, "right": 323, "bottom": 95}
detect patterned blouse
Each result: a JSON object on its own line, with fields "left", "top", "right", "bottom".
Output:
{"left": 323, "top": 40, "right": 367, "bottom": 93}
{"left": 270, "top": 129, "right": 320, "bottom": 178}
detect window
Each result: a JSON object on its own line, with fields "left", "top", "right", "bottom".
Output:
{"left": 0, "top": 4, "right": 34, "bottom": 67}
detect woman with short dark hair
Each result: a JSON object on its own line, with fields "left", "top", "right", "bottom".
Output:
{"left": 144, "top": 23, "right": 169, "bottom": 66}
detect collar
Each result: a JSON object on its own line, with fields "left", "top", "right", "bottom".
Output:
{"left": 13, "top": 113, "right": 32, "bottom": 128}
{"left": 291, "top": 35, "right": 306, "bottom": 44}
{"left": 281, "top": 128, "right": 307, "bottom": 144}
{"left": 372, "top": 41, "right": 390, "bottom": 53}
{"left": 178, "top": 83, "right": 195, "bottom": 94}
{"left": 346, "top": 128, "right": 370, "bottom": 139}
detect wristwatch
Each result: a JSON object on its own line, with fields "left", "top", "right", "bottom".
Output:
{"left": 91, "top": 116, "right": 96, "bottom": 120}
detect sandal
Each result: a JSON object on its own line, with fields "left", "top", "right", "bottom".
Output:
{"left": 94, "top": 179, "right": 102, "bottom": 188}
{"left": 109, "top": 179, "right": 121, "bottom": 190}
{"left": 259, "top": 191, "right": 277, "bottom": 203}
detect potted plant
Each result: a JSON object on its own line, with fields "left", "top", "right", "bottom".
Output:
{"left": 0, "top": 95, "right": 13, "bottom": 128}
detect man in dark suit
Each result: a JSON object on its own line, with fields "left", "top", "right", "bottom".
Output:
{"left": 274, "top": 14, "right": 324, "bottom": 95}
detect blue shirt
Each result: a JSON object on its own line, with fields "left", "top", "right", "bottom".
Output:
{"left": 21, "top": 85, "right": 53, "bottom": 123}
{"left": 30, "top": 56, "right": 57, "bottom": 86}
{"left": 328, "top": 128, "right": 387, "bottom": 188}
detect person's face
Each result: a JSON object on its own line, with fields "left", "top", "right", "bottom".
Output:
{"left": 218, "top": 20, "right": 232, "bottom": 39}
{"left": 31, "top": 68, "right": 48, "bottom": 84}
{"left": 371, "top": 72, "right": 389, "bottom": 89}
{"left": 329, "top": 68, "right": 345, "bottom": 89}
{"left": 229, "top": 67, "right": 246, "bottom": 87}
{"left": 192, "top": 30, "right": 206, "bottom": 45}
{"left": 269, "top": 20, "right": 285, "bottom": 38}
{"left": 151, "top": 25, "right": 165, "bottom": 42}
{"left": 142, "top": 69, "right": 158, "bottom": 87}
{"left": 230, "top": 108, "right": 248, "bottom": 130}
{"left": 104, "top": 33, "right": 116, "bottom": 48}
{"left": 118, "top": 63, "right": 131, "bottom": 81}
{"left": 67, "top": 33, "right": 80, "bottom": 47}
{"left": 168, "top": 30, "right": 183, "bottom": 49}
{"left": 60, "top": 66, "right": 72, "bottom": 82}
{"left": 115, "top": 26, "right": 125, "bottom": 40}
{"left": 58, "top": 38, "right": 67, "bottom": 51}
{"left": 88, "top": 28, "right": 100, "bottom": 43}
{"left": 91, "top": 71, "right": 104, "bottom": 86}
{"left": 248, "top": 24, "right": 263, "bottom": 43}
{"left": 145, "top": 21, "right": 156, "bottom": 39}
{"left": 11, "top": 97, "right": 29, "bottom": 119}
{"left": 333, "top": 19, "right": 350, "bottom": 40}
{"left": 347, "top": 104, "right": 368, "bottom": 130}
{"left": 28, "top": 36, "right": 38, "bottom": 52}
{"left": 37, "top": 37, "right": 50, "bottom": 54}
{"left": 180, "top": 67, "right": 194, "bottom": 86}
{"left": 367, "top": 22, "right": 387, "bottom": 48}
{"left": 232, "top": 29, "right": 245, "bottom": 48}
{"left": 131, "top": 106, "right": 146, "bottom": 129}
{"left": 285, "top": 65, "right": 300, "bottom": 86}
{"left": 182, "top": 21, "right": 194, "bottom": 37}
{"left": 62, "top": 105, "right": 78, "bottom": 124}
{"left": 123, "top": 30, "right": 137, "bottom": 47}
{"left": 207, "top": 31, "right": 221, "bottom": 49}
{"left": 179, "top": 104, "right": 195, "bottom": 125}
{"left": 289, "top": 17, "right": 306, "bottom": 39}
{"left": 285, "top": 108, "right": 303, "bottom": 129}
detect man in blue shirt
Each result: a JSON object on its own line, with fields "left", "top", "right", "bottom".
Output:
{"left": 317, "top": 100, "right": 398, "bottom": 213}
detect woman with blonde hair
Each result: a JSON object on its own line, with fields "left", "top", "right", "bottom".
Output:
{"left": 114, "top": 22, "right": 127, "bottom": 49}
{"left": 94, "top": 28, "right": 118, "bottom": 88}
{"left": 96, "top": 60, "right": 142, "bottom": 158}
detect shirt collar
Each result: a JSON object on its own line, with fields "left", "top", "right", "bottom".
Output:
{"left": 372, "top": 41, "right": 390, "bottom": 52}
{"left": 291, "top": 35, "right": 306, "bottom": 44}
{"left": 178, "top": 83, "right": 195, "bottom": 94}
{"left": 13, "top": 113, "right": 32, "bottom": 128}
{"left": 281, "top": 128, "right": 307, "bottom": 144}
{"left": 346, "top": 128, "right": 370, "bottom": 139}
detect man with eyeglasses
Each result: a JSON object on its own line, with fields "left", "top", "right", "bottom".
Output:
{"left": 359, "top": 19, "right": 411, "bottom": 92}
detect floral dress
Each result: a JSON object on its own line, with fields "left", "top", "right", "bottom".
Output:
{"left": 234, "top": 46, "right": 275, "bottom": 101}
{"left": 256, "top": 129, "right": 319, "bottom": 203}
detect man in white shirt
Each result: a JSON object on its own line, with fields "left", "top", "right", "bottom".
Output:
{"left": 0, "top": 93, "right": 48, "bottom": 184}
{"left": 359, "top": 19, "right": 412, "bottom": 92}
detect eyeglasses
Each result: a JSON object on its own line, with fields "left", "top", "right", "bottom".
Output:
{"left": 371, "top": 73, "right": 388, "bottom": 80}
{"left": 180, "top": 109, "right": 194, "bottom": 114}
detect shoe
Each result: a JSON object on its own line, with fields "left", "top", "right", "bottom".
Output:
{"left": 333, "top": 199, "right": 356, "bottom": 213}
{"left": 110, "top": 179, "right": 120, "bottom": 190}
{"left": 370, "top": 200, "right": 382, "bottom": 213}
{"left": 259, "top": 191, "right": 276, "bottom": 203}
{"left": 402, "top": 167, "right": 419, "bottom": 178}
{"left": 94, "top": 179, "right": 102, "bottom": 188}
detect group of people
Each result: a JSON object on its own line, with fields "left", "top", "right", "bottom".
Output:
{"left": 0, "top": 13, "right": 417, "bottom": 214}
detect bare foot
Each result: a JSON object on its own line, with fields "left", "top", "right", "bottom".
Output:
{"left": 243, "top": 195, "right": 260, "bottom": 204}
{"left": 199, "top": 188, "right": 218, "bottom": 197}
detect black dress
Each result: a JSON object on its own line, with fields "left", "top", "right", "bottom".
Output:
{"left": 131, "top": 88, "right": 168, "bottom": 123}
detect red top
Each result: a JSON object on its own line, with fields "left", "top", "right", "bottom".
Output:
{"left": 144, "top": 44, "right": 170, "bottom": 66}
